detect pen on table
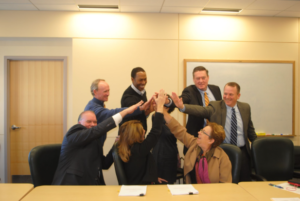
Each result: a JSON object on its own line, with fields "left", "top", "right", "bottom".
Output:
{"left": 269, "top": 183, "right": 283, "bottom": 189}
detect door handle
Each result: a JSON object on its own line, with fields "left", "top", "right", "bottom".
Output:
{"left": 11, "top": 125, "right": 21, "bottom": 130}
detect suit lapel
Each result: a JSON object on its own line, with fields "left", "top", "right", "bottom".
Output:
{"left": 237, "top": 102, "right": 247, "bottom": 135}
{"left": 221, "top": 101, "right": 227, "bottom": 127}
{"left": 192, "top": 85, "right": 203, "bottom": 106}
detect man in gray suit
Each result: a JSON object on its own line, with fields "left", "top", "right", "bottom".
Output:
{"left": 172, "top": 82, "right": 257, "bottom": 181}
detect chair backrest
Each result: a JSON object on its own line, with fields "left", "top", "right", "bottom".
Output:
{"left": 294, "top": 146, "right": 300, "bottom": 170}
{"left": 252, "top": 137, "right": 294, "bottom": 181}
{"left": 112, "top": 144, "right": 128, "bottom": 185}
{"left": 219, "top": 143, "right": 242, "bottom": 184}
{"left": 28, "top": 144, "right": 61, "bottom": 187}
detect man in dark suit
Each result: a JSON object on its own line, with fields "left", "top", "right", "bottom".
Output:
{"left": 52, "top": 102, "right": 143, "bottom": 185}
{"left": 172, "top": 82, "right": 257, "bottom": 181}
{"left": 177, "top": 66, "right": 222, "bottom": 154}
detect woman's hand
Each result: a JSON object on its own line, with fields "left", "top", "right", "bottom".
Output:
{"left": 157, "top": 177, "right": 168, "bottom": 184}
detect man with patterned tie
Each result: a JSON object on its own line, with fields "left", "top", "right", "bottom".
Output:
{"left": 172, "top": 66, "right": 222, "bottom": 155}
{"left": 172, "top": 82, "right": 257, "bottom": 181}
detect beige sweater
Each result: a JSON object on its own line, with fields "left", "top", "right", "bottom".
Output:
{"left": 167, "top": 117, "right": 232, "bottom": 183}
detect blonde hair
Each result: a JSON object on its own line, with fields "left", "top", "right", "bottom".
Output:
{"left": 118, "top": 120, "right": 144, "bottom": 162}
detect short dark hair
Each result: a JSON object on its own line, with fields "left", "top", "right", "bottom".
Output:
{"left": 225, "top": 82, "right": 240, "bottom": 94}
{"left": 166, "top": 94, "right": 175, "bottom": 113}
{"left": 78, "top": 110, "right": 95, "bottom": 122}
{"left": 193, "top": 66, "right": 208, "bottom": 77}
{"left": 131, "top": 67, "right": 145, "bottom": 78}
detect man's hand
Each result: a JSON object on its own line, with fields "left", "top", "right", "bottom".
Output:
{"left": 120, "top": 100, "right": 144, "bottom": 118}
{"left": 140, "top": 98, "right": 152, "bottom": 111}
{"left": 171, "top": 92, "right": 184, "bottom": 109}
{"left": 154, "top": 89, "right": 166, "bottom": 113}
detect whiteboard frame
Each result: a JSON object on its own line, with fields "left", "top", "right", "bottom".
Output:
{"left": 184, "top": 59, "right": 295, "bottom": 137}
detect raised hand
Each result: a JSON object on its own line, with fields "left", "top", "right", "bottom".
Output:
{"left": 120, "top": 100, "right": 144, "bottom": 118}
{"left": 171, "top": 92, "right": 184, "bottom": 109}
{"left": 154, "top": 89, "right": 166, "bottom": 113}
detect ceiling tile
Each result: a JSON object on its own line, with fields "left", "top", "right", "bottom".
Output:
{"left": 206, "top": 0, "right": 255, "bottom": 9}
{"left": 120, "top": 6, "right": 160, "bottom": 12}
{"left": 120, "top": 0, "right": 164, "bottom": 6}
{"left": 275, "top": 10, "right": 300, "bottom": 17}
{"left": 246, "top": 0, "right": 297, "bottom": 10}
{"left": 285, "top": 2, "right": 300, "bottom": 11}
{"left": 0, "top": 0, "right": 30, "bottom": 3}
{"left": 35, "top": 4, "right": 79, "bottom": 11}
{"left": 74, "top": 0, "right": 119, "bottom": 4}
{"left": 238, "top": 9, "right": 280, "bottom": 16}
{"left": 30, "top": 0, "right": 75, "bottom": 5}
{"left": 161, "top": 6, "right": 202, "bottom": 13}
{"left": 164, "top": 0, "right": 209, "bottom": 7}
{"left": 0, "top": 3, "right": 37, "bottom": 10}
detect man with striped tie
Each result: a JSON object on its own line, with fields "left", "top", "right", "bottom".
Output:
{"left": 172, "top": 82, "right": 257, "bottom": 182}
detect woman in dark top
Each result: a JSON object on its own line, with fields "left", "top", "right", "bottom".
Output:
{"left": 152, "top": 106, "right": 179, "bottom": 184}
{"left": 117, "top": 89, "right": 167, "bottom": 185}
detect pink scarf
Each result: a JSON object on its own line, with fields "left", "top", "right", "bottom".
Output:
{"left": 195, "top": 157, "right": 211, "bottom": 183}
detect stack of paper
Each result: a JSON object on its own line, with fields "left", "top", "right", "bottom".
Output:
{"left": 118, "top": 185, "right": 147, "bottom": 196}
{"left": 167, "top": 184, "right": 199, "bottom": 195}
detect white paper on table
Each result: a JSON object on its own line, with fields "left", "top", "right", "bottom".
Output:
{"left": 271, "top": 198, "right": 300, "bottom": 201}
{"left": 118, "top": 185, "right": 147, "bottom": 196}
{"left": 167, "top": 184, "right": 199, "bottom": 195}
{"left": 277, "top": 183, "right": 300, "bottom": 195}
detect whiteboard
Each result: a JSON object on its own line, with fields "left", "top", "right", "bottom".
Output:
{"left": 185, "top": 60, "right": 294, "bottom": 136}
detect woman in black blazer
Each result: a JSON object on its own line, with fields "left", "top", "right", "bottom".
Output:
{"left": 117, "top": 89, "right": 167, "bottom": 185}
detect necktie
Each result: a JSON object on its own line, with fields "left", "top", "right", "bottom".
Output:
{"left": 204, "top": 92, "right": 209, "bottom": 107}
{"left": 230, "top": 108, "right": 237, "bottom": 145}
{"left": 204, "top": 92, "right": 209, "bottom": 124}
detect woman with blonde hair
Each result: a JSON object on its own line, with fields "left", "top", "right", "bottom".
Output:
{"left": 117, "top": 89, "right": 167, "bottom": 185}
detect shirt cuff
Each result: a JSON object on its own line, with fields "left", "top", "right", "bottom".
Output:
{"left": 164, "top": 98, "right": 173, "bottom": 107}
{"left": 179, "top": 105, "right": 186, "bottom": 112}
{"left": 112, "top": 113, "right": 123, "bottom": 125}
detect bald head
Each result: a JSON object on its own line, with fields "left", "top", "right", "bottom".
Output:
{"left": 78, "top": 110, "right": 97, "bottom": 129}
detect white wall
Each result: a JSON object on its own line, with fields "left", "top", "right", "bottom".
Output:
{"left": 0, "top": 11, "right": 299, "bottom": 184}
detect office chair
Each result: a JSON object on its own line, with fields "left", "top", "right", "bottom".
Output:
{"left": 293, "top": 146, "right": 300, "bottom": 177}
{"left": 220, "top": 143, "right": 242, "bottom": 184}
{"left": 28, "top": 144, "right": 61, "bottom": 187}
{"left": 251, "top": 137, "right": 294, "bottom": 181}
{"left": 112, "top": 144, "right": 128, "bottom": 185}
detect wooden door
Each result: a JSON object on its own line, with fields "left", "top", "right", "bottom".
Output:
{"left": 9, "top": 60, "right": 64, "bottom": 177}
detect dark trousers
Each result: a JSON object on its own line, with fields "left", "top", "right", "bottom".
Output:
{"left": 239, "top": 146, "right": 252, "bottom": 181}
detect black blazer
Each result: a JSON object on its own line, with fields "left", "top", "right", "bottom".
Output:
{"left": 121, "top": 85, "right": 148, "bottom": 131}
{"left": 52, "top": 117, "right": 116, "bottom": 185}
{"left": 123, "top": 113, "right": 163, "bottom": 185}
{"left": 181, "top": 84, "right": 222, "bottom": 138}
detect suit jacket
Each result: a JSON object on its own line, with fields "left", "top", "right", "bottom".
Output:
{"left": 184, "top": 100, "right": 257, "bottom": 155}
{"left": 52, "top": 117, "right": 116, "bottom": 185}
{"left": 181, "top": 85, "right": 222, "bottom": 138}
{"left": 166, "top": 117, "right": 232, "bottom": 183}
{"left": 121, "top": 85, "right": 148, "bottom": 131}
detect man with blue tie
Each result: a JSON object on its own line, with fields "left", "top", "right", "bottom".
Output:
{"left": 172, "top": 82, "right": 257, "bottom": 181}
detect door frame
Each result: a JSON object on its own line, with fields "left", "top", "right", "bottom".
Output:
{"left": 4, "top": 56, "right": 68, "bottom": 183}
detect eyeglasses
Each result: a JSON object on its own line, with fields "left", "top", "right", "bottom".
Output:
{"left": 200, "top": 129, "right": 211, "bottom": 138}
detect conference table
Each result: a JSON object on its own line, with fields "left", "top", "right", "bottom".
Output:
{"left": 0, "top": 183, "right": 33, "bottom": 201}
{"left": 21, "top": 183, "right": 257, "bottom": 201}
{"left": 239, "top": 181, "right": 300, "bottom": 201}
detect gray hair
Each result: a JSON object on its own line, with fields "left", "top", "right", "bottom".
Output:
{"left": 90, "top": 79, "right": 105, "bottom": 96}
{"left": 78, "top": 110, "right": 96, "bottom": 122}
